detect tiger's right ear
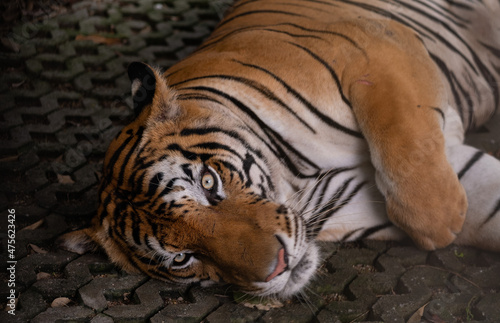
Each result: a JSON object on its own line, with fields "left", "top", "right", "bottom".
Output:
{"left": 56, "top": 229, "right": 98, "bottom": 255}
{"left": 127, "top": 62, "right": 180, "bottom": 122}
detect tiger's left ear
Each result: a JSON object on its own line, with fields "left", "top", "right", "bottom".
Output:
{"left": 127, "top": 61, "right": 180, "bottom": 122}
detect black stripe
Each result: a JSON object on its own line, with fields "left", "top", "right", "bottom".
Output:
{"left": 217, "top": 10, "right": 308, "bottom": 29}
{"left": 182, "top": 85, "right": 321, "bottom": 178}
{"left": 110, "top": 236, "right": 143, "bottom": 273}
{"left": 480, "top": 42, "right": 500, "bottom": 59}
{"left": 300, "top": 167, "right": 354, "bottom": 213}
{"left": 131, "top": 199, "right": 150, "bottom": 208}
{"left": 220, "top": 160, "right": 245, "bottom": 184}
{"left": 483, "top": 198, "right": 500, "bottom": 225}
{"left": 457, "top": 151, "right": 484, "bottom": 180}
{"left": 341, "top": 228, "right": 362, "bottom": 242}
{"left": 156, "top": 202, "right": 167, "bottom": 215}
{"left": 181, "top": 127, "right": 273, "bottom": 188}
{"left": 97, "top": 192, "right": 113, "bottom": 223}
{"left": 234, "top": 60, "right": 363, "bottom": 139}
{"left": 422, "top": 16, "right": 498, "bottom": 115}
{"left": 338, "top": 0, "right": 417, "bottom": 30}
{"left": 293, "top": 207, "right": 301, "bottom": 246}
{"left": 131, "top": 219, "right": 142, "bottom": 246}
{"left": 196, "top": 25, "right": 266, "bottom": 52}
{"left": 196, "top": 22, "right": 363, "bottom": 55}
{"left": 115, "top": 203, "right": 129, "bottom": 236}
{"left": 183, "top": 123, "right": 281, "bottom": 166}
{"left": 183, "top": 132, "right": 268, "bottom": 188}
{"left": 117, "top": 127, "right": 145, "bottom": 187}
{"left": 333, "top": 180, "right": 367, "bottom": 212}
{"left": 313, "top": 177, "right": 354, "bottom": 218}
{"left": 262, "top": 28, "right": 324, "bottom": 40}
{"left": 430, "top": 54, "right": 465, "bottom": 122}
{"left": 131, "top": 171, "right": 146, "bottom": 196}
{"left": 441, "top": 0, "right": 473, "bottom": 11}
{"left": 304, "top": 174, "right": 337, "bottom": 214}
{"left": 393, "top": 0, "right": 468, "bottom": 34}
{"left": 193, "top": 142, "right": 269, "bottom": 185}
{"left": 400, "top": 13, "right": 477, "bottom": 74}
{"left": 401, "top": 5, "right": 499, "bottom": 116}
{"left": 468, "top": 49, "right": 499, "bottom": 117}
{"left": 174, "top": 74, "right": 316, "bottom": 133}
{"left": 181, "top": 164, "right": 194, "bottom": 181}
{"left": 135, "top": 255, "right": 163, "bottom": 274}
{"left": 431, "top": 107, "right": 445, "bottom": 123}
{"left": 190, "top": 142, "right": 243, "bottom": 160}
{"left": 181, "top": 127, "right": 266, "bottom": 160}
{"left": 451, "top": 73, "right": 475, "bottom": 128}
{"left": 158, "top": 178, "right": 177, "bottom": 198}
{"left": 414, "top": 0, "right": 469, "bottom": 26}
{"left": 287, "top": 42, "right": 353, "bottom": 109}
{"left": 167, "top": 144, "right": 198, "bottom": 161}
{"left": 357, "top": 222, "right": 393, "bottom": 240}
{"left": 338, "top": 0, "right": 481, "bottom": 84}
{"left": 106, "top": 131, "right": 135, "bottom": 184}
{"left": 242, "top": 153, "right": 255, "bottom": 187}
{"left": 169, "top": 201, "right": 185, "bottom": 209}
{"left": 146, "top": 172, "right": 163, "bottom": 197}
{"left": 177, "top": 93, "right": 224, "bottom": 106}
{"left": 275, "top": 22, "right": 363, "bottom": 51}
{"left": 341, "top": 0, "right": 498, "bottom": 119}
{"left": 308, "top": 180, "right": 367, "bottom": 238}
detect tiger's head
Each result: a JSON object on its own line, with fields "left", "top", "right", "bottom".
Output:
{"left": 58, "top": 62, "right": 320, "bottom": 298}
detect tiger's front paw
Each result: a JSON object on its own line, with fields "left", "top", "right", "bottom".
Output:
{"left": 383, "top": 164, "right": 467, "bottom": 250}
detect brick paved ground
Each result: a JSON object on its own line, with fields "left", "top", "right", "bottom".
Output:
{"left": 1, "top": 1, "right": 499, "bottom": 322}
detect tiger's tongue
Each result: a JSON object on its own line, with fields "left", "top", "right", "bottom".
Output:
{"left": 265, "top": 248, "right": 287, "bottom": 282}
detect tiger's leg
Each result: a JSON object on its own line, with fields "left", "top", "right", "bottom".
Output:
{"left": 447, "top": 144, "right": 500, "bottom": 251}
{"left": 444, "top": 109, "right": 500, "bottom": 251}
{"left": 344, "top": 30, "right": 467, "bottom": 250}
{"left": 312, "top": 143, "right": 500, "bottom": 251}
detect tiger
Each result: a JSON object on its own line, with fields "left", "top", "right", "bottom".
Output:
{"left": 59, "top": 0, "right": 500, "bottom": 298}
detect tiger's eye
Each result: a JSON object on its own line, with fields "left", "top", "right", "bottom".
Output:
{"left": 202, "top": 173, "right": 215, "bottom": 190}
{"left": 173, "top": 253, "right": 186, "bottom": 263}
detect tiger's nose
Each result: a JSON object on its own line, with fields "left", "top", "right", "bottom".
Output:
{"left": 265, "top": 247, "right": 288, "bottom": 282}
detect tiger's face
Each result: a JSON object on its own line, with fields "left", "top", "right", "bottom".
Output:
{"left": 59, "top": 62, "right": 319, "bottom": 298}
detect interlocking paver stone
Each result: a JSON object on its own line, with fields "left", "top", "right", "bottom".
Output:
{"left": 91, "top": 314, "right": 114, "bottom": 323}
{"left": 102, "top": 279, "right": 183, "bottom": 321}
{"left": 150, "top": 286, "right": 220, "bottom": 323}
{"left": 260, "top": 303, "right": 317, "bottom": 323}
{"left": 31, "top": 306, "right": 95, "bottom": 323}
{"left": 9, "top": 289, "right": 46, "bottom": 322}
{"left": 475, "top": 293, "right": 500, "bottom": 321}
{"left": 205, "top": 303, "right": 264, "bottom": 323}
{"left": 79, "top": 273, "right": 148, "bottom": 312}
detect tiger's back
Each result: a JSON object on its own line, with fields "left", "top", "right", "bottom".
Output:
{"left": 170, "top": 0, "right": 500, "bottom": 131}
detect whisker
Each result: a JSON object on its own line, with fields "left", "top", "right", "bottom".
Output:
{"left": 288, "top": 170, "right": 335, "bottom": 211}
{"left": 304, "top": 210, "right": 383, "bottom": 226}
{"left": 304, "top": 196, "right": 384, "bottom": 222}
{"left": 301, "top": 195, "right": 343, "bottom": 218}
{"left": 298, "top": 288, "right": 318, "bottom": 315}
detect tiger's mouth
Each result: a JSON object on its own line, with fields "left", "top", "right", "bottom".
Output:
{"left": 250, "top": 238, "right": 319, "bottom": 298}
{"left": 265, "top": 247, "right": 289, "bottom": 282}
{"left": 258, "top": 213, "right": 321, "bottom": 298}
